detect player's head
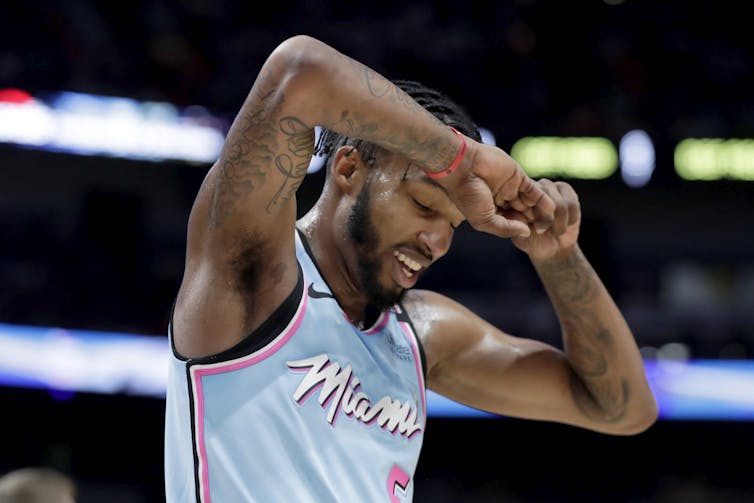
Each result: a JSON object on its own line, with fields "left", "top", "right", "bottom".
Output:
{"left": 0, "top": 467, "right": 77, "bottom": 503}
{"left": 315, "top": 80, "right": 481, "bottom": 310}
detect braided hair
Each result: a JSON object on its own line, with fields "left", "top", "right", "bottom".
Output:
{"left": 314, "top": 79, "right": 481, "bottom": 173}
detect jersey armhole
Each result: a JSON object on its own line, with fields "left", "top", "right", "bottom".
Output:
{"left": 169, "top": 262, "right": 304, "bottom": 363}
{"left": 395, "top": 300, "right": 428, "bottom": 382}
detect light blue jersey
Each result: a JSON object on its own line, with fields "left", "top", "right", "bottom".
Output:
{"left": 165, "top": 230, "right": 427, "bottom": 502}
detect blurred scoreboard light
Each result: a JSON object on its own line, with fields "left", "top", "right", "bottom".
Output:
{"left": 619, "top": 129, "right": 655, "bottom": 188}
{"left": 510, "top": 136, "right": 618, "bottom": 180}
{"left": 675, "top": 138, "right": 754, "bottom": 181}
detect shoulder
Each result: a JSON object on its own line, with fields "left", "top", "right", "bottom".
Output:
{"left": 401, "top": 288, "right": 477, "bottom": 330}
{"left": 400, "top": 289, "right": 485, "bottom": 375}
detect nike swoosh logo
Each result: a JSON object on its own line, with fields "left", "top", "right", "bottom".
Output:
{"left": 308, "top": 282, "right": 335, "bottom": 299}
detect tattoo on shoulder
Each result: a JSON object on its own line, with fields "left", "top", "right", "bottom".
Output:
{"left": 402, "top": 290, "right": 436, "bottom": 338}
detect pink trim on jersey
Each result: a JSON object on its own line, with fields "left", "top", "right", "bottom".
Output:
{"left": 340, "top": 309, "right": 389, "bottom": 334}
{"left": 363, "top": 311, "right": 389, "bottom": 334}
{"left": 190, "top": 281, "right": 308, "bottom": 503}
{"left": 398, "top": 321, "right": 427, "bottom": 429}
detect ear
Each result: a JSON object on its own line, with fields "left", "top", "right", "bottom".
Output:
{"left": 330, "top": 145, "right": 369, "bottom": 195}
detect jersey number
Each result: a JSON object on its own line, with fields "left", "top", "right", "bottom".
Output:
{"left": 387, "top": 464, "right": 410, "bottom": 502}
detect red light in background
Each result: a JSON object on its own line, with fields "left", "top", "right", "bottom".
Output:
{"left": 0, "top": 88, "right": 33, "bottom": 104}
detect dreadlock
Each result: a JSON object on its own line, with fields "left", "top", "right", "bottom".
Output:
{"left": 314, "top": 79, "right": 482, "bottom": 174}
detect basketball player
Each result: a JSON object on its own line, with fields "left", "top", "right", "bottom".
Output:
{"left": 165, "top": 35, "right": 657, "bottom": 502}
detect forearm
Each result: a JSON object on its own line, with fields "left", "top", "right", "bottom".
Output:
{"left": 282, "top": 35, "right": 462, "bottom": 171}
{"left": 533, "top": 245, "right": 656, "bottom": 431}
{"left": 209, "top": 35, "right": 463, "bottom": 231}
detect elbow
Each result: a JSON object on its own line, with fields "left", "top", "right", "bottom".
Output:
{"left": 267, "top": 35, "right": 331, "bottom": 84}
{"left": 614, "top": 395, "right": 659, "bottom": 436}
{"left": 260, "top": 35, "right": 336, "bottom": 114}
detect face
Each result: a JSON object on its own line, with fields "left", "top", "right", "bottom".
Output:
{"left": 346, "top": 159, "right": 464, "bottom": 310}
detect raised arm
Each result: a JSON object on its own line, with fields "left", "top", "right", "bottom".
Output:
{"left": 413, "top": 180, "right": 657, "bottom": 435}
{"left": 173, "top": 35, "right": 555, "bottom": 357}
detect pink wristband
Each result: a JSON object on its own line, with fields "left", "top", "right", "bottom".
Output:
{"left": 425, "top": 126, "right": 467, "bottom": 179}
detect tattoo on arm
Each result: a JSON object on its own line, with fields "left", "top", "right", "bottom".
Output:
{"left": 266, "top": 116, "right": 315, "bottom": 214}
{"left": 570, "top": 376, "right": 628, "bottom": 423}
{"left": 401, "top": 291, "right": 435, "bottom": 339}
{"left": 210, "top": 71, "right": 314, "bottom": 229}
{"left": 539, "top": 251, "right": 629, "bottom": 423}
{"left": 210, "top": 72, "right": 277, "bottom": 229}
{"left": 331, "top": 54, "right": 457, "bottom": 169}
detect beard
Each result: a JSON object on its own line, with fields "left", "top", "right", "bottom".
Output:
{"left": 346, "top": 180, "right": 406, "bottom": 311}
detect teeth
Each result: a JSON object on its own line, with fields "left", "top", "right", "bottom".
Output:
{"left": 393, "top": 251, "right": 422, "bottom": 272}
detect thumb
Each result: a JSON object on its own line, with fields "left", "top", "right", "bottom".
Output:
{"left": 468, "top": 211, "right": 532, "bottom": 239}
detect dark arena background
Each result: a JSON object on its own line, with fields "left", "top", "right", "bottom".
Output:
{"left": 2, "top": 1, "right": 753, "bottom": 502}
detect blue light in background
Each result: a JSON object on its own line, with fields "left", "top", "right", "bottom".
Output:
{"left": 1, "top": 322, "right": 752, "bottom": 420}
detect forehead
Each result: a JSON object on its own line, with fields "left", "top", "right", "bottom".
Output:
{"left": 370, "top": 157, "right": 455, "bottom": 206}
{"left": 398, "top": 162, "right": 451, "bottom": 197}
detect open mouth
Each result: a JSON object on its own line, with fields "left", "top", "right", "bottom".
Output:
{"left": 393, "top": 250, "right": 424, "bottom": 288}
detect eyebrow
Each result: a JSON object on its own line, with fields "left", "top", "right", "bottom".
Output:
{"left": 402, "top": 162, "right": 452, "bottom": 199}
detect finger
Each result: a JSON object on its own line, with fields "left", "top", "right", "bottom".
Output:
{"left": 556, "top": 181, "right": 581, "bottom": 226}
{"left": 505, "top": 198, "right": 536, "bottom": 220}
{"left": 496, "top": 197, "right": 535, "bottom": 222}
{"left": 516, "top": 176, "right": 555, "bottom": 232}
{"left": 495, "top": 170, "right": 555, "bottom": 231}
{"left": 468, "top": 208, "right": 531, "bottom": 238}
{"left": 495, "top": 167, "right": 524, "bottom": 202}
{"left": 499, "top": 208, "right": 531, "bottom": 223}
{"left": 540, "top": 180, "right": 568, "bottom": 236}
{"left": 455, "top": 180, "right": 532, "bottom": 238}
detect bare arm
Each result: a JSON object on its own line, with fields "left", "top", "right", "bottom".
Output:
{"left": 531, "top": 245, "right": 657, "bottom": 430}
{"left": 415, "top": 181, "right": 657, "bottom": 435}
{"left": 174, "top": 35, "right": 551, "bottom": 357}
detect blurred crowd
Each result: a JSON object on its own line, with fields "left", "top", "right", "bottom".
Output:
{"left": 2, "top": 0, "right": 752, "bottom": 148}
{"left": 1, "top": 0, "right": 753, "bottom": 352}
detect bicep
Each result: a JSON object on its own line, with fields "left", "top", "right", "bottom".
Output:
{"left": 188, "top": 40, "right": 323, "bottom": 282}
{"left": 177, "top": 40, "right": 321, "bottom": 356}
{"left": 200, "top": 48, "right": 317, "bottom": 251}
{"left": 417, "top": 291, "right": 610, "bottom": 432}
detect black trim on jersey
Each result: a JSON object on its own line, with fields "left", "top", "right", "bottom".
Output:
{"left": 186, "top": 262, "right": 304, "bottom": 366}
{"left": 299, "top": 225, "right": 426, "bottom": 369}
{"left": 185, "top": 365, "right": 201, "bottom": 503}
{"left": 296, "top": 226, "right": 383, "bottom": 330}
{"left": 167, "top": 296, "right": 183, "bottom": 360}
{"left": 178, "top": 263, "right": 303, "bottom": 502}
{"left": 296, "top": 226, "right": 328, "bottom": 287}
{"left": 396, "top": 300, "right": 428, "bottom": 382}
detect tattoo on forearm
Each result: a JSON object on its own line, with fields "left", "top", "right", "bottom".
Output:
{"left": 332, "top": 54, "right": 456, "bottom": 169}
{"left": 539, "top": 250, "right": 629, "bottom": 422}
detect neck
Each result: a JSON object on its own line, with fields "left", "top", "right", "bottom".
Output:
{"left": 297, "top": 204, "right": 370, "bottom": 325}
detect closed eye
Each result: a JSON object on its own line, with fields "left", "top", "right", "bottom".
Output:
{"left": 412, "top": 198, "right": 432, "bottom": 212}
